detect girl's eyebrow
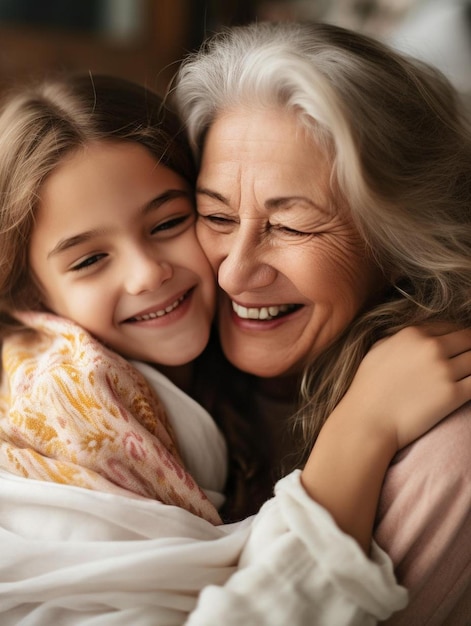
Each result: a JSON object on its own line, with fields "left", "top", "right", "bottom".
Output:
{"left": 47, "top": 188, "right": 191, "bottom": 259}
{"left": 47, "top": 230, "right": 100, "bottom": 259}
{"left": 145, "top": 189, "right": 192, "bottom": 212}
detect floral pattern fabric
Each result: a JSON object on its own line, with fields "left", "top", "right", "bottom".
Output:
{"left": 0, "top": 311, "right": 220, "bottom": 524}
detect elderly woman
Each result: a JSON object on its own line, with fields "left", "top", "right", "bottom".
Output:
{"left": 174, "top": 20, "right": 471, "bottom": 626}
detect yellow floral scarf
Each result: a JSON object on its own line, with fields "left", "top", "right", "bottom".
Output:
{"left": 0, "top": 311, "right": 221, "bottom": 524}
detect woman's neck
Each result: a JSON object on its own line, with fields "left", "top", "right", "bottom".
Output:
{"left": 156, "top": 362, "right": 194, "bottom": 394}
{"left": 254, "top": 372, "right": 301, "bottom": 404}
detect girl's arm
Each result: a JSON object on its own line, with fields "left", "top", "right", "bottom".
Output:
{"left": 3, "top": 324, "right": 471, "bottom": 625}
{"left": 301, "top": 325, "right": 471, "bottom": 552}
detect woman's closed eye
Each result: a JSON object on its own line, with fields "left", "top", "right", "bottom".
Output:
{"left": 273, "top": 224, "right": 312, "bottom": 238}
{"left": 197, "top": 213, "right": 237, "bottom": 231}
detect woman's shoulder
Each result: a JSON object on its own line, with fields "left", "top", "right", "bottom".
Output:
{"left": 389, "top": 402, "right": 471, "bottom": 476}
{"left": 374, "top": 404, "right": 471, "bottom": 625}
{"left": 375, "top": 401, "right": 471, "bottom": 562}
{"left": 377, "top": 402, "right": 471, "bottom": 519}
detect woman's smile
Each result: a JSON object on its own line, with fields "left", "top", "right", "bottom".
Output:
{"left": 230, "top": 300, "right": 301, "bottom": 321}
{"left": 197, "top": 107, "right": 383, "bottom": 377}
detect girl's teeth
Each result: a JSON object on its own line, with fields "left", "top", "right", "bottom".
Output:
{"left": 133, "top": 295, "right": 184, "bottom": 321}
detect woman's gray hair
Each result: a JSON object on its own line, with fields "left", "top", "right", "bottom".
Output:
{"left": 174, "top": 21, "right": 471, "bottom": 453}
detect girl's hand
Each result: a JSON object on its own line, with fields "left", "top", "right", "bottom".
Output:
{"left": 301, "top": 325, "right": 471, "bottom": 552}
{"left": 346, "top": 325, "right": 471, "bottom": 451}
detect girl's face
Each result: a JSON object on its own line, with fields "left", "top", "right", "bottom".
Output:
{"left": 29, "top": 140, "right": 215, "bottom": 366}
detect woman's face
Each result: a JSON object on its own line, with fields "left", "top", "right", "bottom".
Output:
{"left": 196, "top": 107, "right": 383, "bottom": 378}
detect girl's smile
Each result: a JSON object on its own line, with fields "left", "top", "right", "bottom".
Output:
{"left": 121, "top": 288, "right": 192, "bottom": 324}
{"left": 29, "top": 140, "right": 216, "bottom": 367}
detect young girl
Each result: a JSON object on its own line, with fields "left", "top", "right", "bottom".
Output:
{"left": 0, "top": 73, "right": 470, "bottom": 625}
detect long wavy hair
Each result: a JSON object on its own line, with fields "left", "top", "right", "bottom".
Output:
{"left": 0, "top": 73, "right": 195, "bottom": 339}
{"left": 174, "top": 21, "right": 471, "bottom": 459}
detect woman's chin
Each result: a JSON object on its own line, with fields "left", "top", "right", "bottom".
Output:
{"left": 221, "top": 343, "right": 299, "bottom": 379}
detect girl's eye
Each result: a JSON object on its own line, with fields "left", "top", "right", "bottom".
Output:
{"left": 70, "top": 253, "right": 106, "bottom": 272}
{"left": 151, "top": 213, "right": 193, "bottom": 234}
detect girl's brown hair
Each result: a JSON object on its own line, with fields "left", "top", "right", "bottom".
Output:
{"left": 0, "top": 73, "right": 195, "bottom": 336}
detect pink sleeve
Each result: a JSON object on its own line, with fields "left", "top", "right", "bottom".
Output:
{"left": 374, "top": 405, "right": 471, "bottom": 625}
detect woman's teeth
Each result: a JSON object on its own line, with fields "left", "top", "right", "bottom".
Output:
{"left": 231, "top": 301, "right": 296, "bottom": 320}
{"left": 131, "top": 295, "right": 185, "bottom": 321}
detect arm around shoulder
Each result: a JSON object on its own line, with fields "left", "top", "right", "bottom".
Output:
{"left": 187, "top": 470, "right": 407, "bottom": 626}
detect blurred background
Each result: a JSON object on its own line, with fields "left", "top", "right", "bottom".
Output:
{"left": 0, "top": 0, "right": 469, "bottom": 107}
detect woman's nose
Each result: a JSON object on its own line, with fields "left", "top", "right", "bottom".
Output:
{"left": 217, "top": 229, "right": 277, "bottom": 296}
{"left": 124, "top": 250, "right": 173, "bottom": 295}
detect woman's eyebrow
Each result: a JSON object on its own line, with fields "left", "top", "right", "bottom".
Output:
{"left": 197, "top": 187, "right": 329, "bottom": 214}
{"left": 265, "top": 196, "right": 329, "bottom": 214}
{"left": 196, "top": 187, "right": 228, "bottom": 204}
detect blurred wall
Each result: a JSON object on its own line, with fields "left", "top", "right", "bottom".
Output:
{"left": 0, "top": 0, "right": 469, "bottom": 106}
{"left": 0, "top": 0, "right": 192, "bottom": 92}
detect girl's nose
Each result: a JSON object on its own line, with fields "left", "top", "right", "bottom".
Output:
{"left": 124, "top": 253, "right": 173, "bottom": 295}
